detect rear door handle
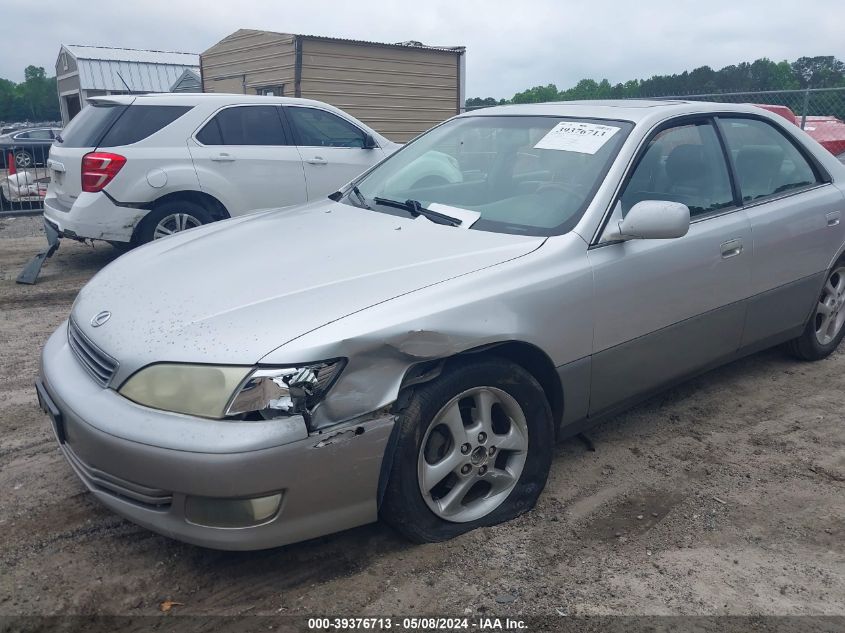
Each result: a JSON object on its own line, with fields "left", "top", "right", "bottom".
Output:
{"left": 720, "top": 238, "right": 743, "bottom": 259}
{"left": 305, "top": 156, "right": 327, "bottom": 165}
{"left": 826, "top": 211, "right": 841, "bottom": 227}
{"left": 210, "top": 152, "right": 235, "bottom": 162}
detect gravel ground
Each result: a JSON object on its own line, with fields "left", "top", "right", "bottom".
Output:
{"left": 0, "top": 216, "right": 843, "bottom": 624}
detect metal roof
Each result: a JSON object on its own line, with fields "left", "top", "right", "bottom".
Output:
{"left": 62, "top": 45, "right": 200, "bottom": 93}
{"left": 297, "top": 34, "right": 465, "bottom": 53}
{"left": 213, "top": 29, "right": 464, "bottom": 54}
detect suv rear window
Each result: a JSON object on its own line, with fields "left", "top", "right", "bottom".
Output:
{"left": 99, "top": 105, "right": 192, "bottom": 147}
{"left": 58, "top": 103, "right": 192, "bottom": 148}
{"left": 58, "top": 103, "right": 128, "bottom": 148}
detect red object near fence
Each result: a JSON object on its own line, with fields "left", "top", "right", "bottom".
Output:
{"left": 754, "top": 104, "right": 845, "bottom": 157}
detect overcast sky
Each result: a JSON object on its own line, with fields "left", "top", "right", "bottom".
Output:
{"left": 2, "top": 0, "right": 843, "bottom": 98}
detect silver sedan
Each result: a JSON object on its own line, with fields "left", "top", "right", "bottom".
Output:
{"left": 37, "top": 100, "right": 845, "bottom": 549}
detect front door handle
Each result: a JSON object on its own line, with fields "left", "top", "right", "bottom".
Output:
{"left": 305, "top": 156, "right": 327, "bottom": 165}
{"left": 210, "top": 152, "right": 235, "bottom": 162}
{"left": 826, "top": 211, "right": 841, "bottom": 227}
{"left": 720, "top": 238, "right": 743, "bottom": 259}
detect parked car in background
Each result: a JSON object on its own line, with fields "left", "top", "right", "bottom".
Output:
{"left": 754, "top": 104, "right": 845, "bottom": 160}
{"left": 44, "top": 94, "right": 412, "bottom": 247}
{"left": 0, "top": 127, "right": 62, "bottom": 169}
{"left": 38, "top": 100, "right": 845, "bottom": 549}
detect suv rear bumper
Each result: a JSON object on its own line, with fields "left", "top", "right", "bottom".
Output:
{"left": 43, "top": 192, "right": 148, "bottom": 243}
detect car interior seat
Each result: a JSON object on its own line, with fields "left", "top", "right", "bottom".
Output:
{"left": 734, "top": 145, "right": 785, "bottom": 201}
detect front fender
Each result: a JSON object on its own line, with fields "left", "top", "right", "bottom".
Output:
{"left": 261, "top": 233, "right": 594, "bottom": 428}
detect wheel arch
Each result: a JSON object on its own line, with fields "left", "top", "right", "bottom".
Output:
{"left": 131, "top": 190, "right": 230, "bottom": 242}
{"left": 149, "top": 190, "right": 230, "bottom": 221}
{"left": 398, "top": 340, "right": 565, "bottom": 433}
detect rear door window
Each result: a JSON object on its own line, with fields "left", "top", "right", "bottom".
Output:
{"left": 58, "top": 103, "right": 128, "bottom": 148}
{"left": 15, "top": 130, "right": 53, "bottom": 140}
{"left": 196, "top": 106, "right": 288, "bottom": 145}
{"left": 718, "top": 117, "right": 821, "bottom": 202}
{"left": 98, "top": 105, "right": 192, "bottom": 147}
{"left": 286, "top": 107, "right": 367, "bottom": 148}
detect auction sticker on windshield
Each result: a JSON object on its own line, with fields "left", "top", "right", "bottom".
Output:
{"left": 534, "top": 121, "right": 620, "bottom": 154}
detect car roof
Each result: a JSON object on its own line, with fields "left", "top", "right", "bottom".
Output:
{"left": 461, "top": 99, "right": 768, "bottom": 124}
{"left": 87, "top": 93, "right": 351, "bottom": 109}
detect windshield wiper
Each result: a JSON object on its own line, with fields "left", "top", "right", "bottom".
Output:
{"left": 372, "top": 197, "right": 461, "bottom": 226}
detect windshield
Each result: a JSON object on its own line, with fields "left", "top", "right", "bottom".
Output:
{"left": 351, "top": 115, "right": 632, "bottom": 236}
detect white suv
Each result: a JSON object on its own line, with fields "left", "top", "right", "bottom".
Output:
{"left": 43, "top": 94, "right": 402, "bottom": 246}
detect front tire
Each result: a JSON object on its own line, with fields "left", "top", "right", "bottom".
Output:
{"left": 381, "top": 357, "right": 554, "bottom": 543}
{"left": 135, "top": 200, "right": 213, "bottom": 245}
{"left": 787, "top": 261, "right": 845, "bottom": 360}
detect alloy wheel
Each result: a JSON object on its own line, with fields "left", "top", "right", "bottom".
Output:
{"left": 814, "top": 266, "right": 845, "bottom": 345}
{"left": 417, "top": 386, "right": 528, "bottom": 523}
{"left": 153, "top": 213, "right": 202, "bottom": 240}
{"left": 14, "top": 151, "right": 32, "bottom": 169}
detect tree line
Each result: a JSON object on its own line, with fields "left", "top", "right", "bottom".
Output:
{"left": 467, "top": 56, "right": 845, "bottom": 107}
{"left": 0, "top": 66, "right": 61, "bottom": 123}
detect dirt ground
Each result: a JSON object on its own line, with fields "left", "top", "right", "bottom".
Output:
{"left": 0, "top": 216, "right": 843, "bottom": 623}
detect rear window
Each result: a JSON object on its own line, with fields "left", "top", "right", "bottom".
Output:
{"left": 58, "top": 104, "right": 127, "bottom": 148}
{"left": 58, "top": 103, "right": 192, "bottom": 148}
{"left": 99, "top": 105, "right": 192, "bottom": 147}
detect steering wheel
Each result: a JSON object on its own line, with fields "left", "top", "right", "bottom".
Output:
{"left": 534, "top": 182, "right": 583, "bottom": 199}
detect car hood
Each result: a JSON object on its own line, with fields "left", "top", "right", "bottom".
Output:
{"left": 71, "top": 200, "right": 544, "bottom": 379}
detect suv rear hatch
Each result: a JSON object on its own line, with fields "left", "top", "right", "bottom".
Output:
{"left": 48, "top": 97, "right": 135, "bottom": 210}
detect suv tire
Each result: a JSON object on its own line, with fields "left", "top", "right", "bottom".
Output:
{"left": 136, "top": 199, "right": 214, "bottom": 245}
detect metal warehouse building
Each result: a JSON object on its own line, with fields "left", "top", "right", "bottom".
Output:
{"left": 55, "top": 45, "right": 200, "bottom": 124}
{"left": 201, "top": 29, "right": 465, "bottom": 141}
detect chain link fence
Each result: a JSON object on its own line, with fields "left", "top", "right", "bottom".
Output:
{"left": 467, "top": 87, "right": 845, "bottom": 161}
{"left": 651, "top": 87, "right": 845, "bottom": 160}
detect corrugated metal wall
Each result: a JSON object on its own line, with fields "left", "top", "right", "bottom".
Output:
{"left": 201, "top": 30, "right": 462, "bottom": 142}
{"left": 299, "top": 38, "right": 459, "bottom": 142}
{"left": 202, "top": 29, "right": 296, "bottom": 95}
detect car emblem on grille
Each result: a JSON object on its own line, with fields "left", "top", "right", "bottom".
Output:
{"left": 90, "top": 310, "right": 111, "bottom": 327}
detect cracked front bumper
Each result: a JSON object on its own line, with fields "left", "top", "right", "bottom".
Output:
{"left": 37, "top": 325, "right": 395, "bottom": 550}
{"left": 43, "top": 192, "right": 147, "bottom": 243}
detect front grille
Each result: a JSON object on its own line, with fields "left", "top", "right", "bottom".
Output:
{"left": 67, "top": 319, "right": 118, "bottom": 387}
{"left": 64, "top": 444, "right": 173, "bottom": 509}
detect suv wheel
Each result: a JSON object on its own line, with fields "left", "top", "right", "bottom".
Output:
{"left": 381, "top": 357, "right": 554, "bottom": 543}
{"left": 136, "top": 200, "right": 213, "bottom": 245}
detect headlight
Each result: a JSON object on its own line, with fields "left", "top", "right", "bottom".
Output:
{"left": 119, "top": 364, "right": 251, "bottom": 418}
{"left": 119, "top": 361, "right": 344, "bottom": 420}
{"left": 225, "top": 361, "right": 344, "bottom": 421}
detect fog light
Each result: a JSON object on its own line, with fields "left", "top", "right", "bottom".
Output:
{"left": 185, "top": 493, "right": 282, "bottom": 528}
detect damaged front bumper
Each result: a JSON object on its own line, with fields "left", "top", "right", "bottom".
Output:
{"left": 38, "top": 326, "right": 396, "bottom": 550}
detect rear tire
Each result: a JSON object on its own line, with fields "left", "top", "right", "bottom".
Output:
{"left": 380, "top": 357, "right": 554, "bottom": 543}
{"left": 135, "top": 199, "right": 214, "bottom": 245}
{"left": 786, "top": 260, "right": 845, "bottom": 361}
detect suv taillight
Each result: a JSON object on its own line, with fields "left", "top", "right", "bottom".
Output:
{"left": 81, "top": 152, "right": 126, "bottom": 193}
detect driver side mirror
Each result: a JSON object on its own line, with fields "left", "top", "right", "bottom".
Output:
{"left": 603, "top": 200, "right": 690, "bottom": 241}
{"left": 363, "top": 134, "right": 378, "bottom": 149}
